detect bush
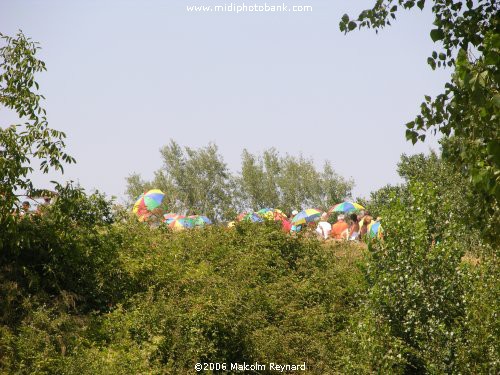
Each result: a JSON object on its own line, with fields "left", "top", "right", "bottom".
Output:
{"left": 61, "top": 223, "right": 367, "bottom": 373}
{"left": 365, "top": 180, "right": 498, "bottom": 373}
{"left": 1, "top": 183, "right": 497, "bottom": 373}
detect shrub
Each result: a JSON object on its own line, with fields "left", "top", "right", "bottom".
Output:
{"left": 61, "top": 223, "right": 367, "bottom": 373}
{"left": 366, "top": 180, "right": 497, "bottom": 373}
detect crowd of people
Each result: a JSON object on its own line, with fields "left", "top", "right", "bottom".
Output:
{"left": 302, "top": 211, "right": 381, "bottom": 241}
{"left": 136, "top": 205, "right": 383, "bottom": 241}
{"left": 13, "top": 196, "right": 52, "bottom": 217}
{"left": 15, "top": 192, "right": 381, "bottom": 242}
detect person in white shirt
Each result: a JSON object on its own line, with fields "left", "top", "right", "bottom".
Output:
{"left": 316, "top": 213, "right": 331, "bottom": 240}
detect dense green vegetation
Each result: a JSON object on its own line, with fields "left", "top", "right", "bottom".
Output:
{"left": 1, "top": 23, "right": 498, "bottom": 375}
{"left": 1, "top": 211, "right": 372, "bottom": 373}
{"left": 0, "top": 190, "right": 497, "bottom": 373}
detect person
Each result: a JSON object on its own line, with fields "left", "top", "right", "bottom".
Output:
{"left": 358, "top": 210, "right": 369, "bottom": 235}
{"left": 316, "top": 213, "right": 331, "bottom": 240}
{"left": 289, "top": 210, "right": 300, "bottom": 233}
{"left": 19, "top": 201, "right": 31, "bottom": 217}
{"left": 360, "top": 215, "right": 374, "bottom": 239}
{"left": 331, "top": 214, "right": 349, "bottom": 240}
{"left": 36, "top": 196, "right": 52, "bottom": 215}
{"left": 348, "top": 212, "right": 360, "bottom": 240}
{"left": 281, "top": 218, "right": 292, "bottom": 233}
{"left": 367, "top": 217, "right": 383, "bottom": 240}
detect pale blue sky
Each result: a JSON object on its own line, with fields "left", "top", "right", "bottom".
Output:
{"left": 1, "top": 0, "right": 450, "bottom": 203}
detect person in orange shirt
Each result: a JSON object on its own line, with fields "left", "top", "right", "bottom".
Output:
{"left": 331, "top": 214, "right": 349, "bottom": 239}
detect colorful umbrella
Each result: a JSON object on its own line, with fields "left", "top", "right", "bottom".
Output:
{"left": 188, "top": 215, "right": 212, "bottom": 226}
{"left": 133, "top": 189, "right": 165, "bottom": 221}
{"left": 163, "top": 213, "right": 184, "bottom": 224}
{"left": 236, "top": 212, "right": 249, "bottom": 221}
{"left": 236, "top": 212, "right": 248, "bottom": 221}
{"left": 291, "top": 208, "right": 322, "bottom": 225}
{"left": 257, "top": 208, "right": 287, "bottom": 221}
{"left": 328, "top": 201, "right": 364, "bottom": 213}
{"left": 168, "top": 217, "right": 195, "bottom": 231}
{"left": 257, "top": 207, "right": 273, "bottom": 219}
{"left": 238, "top": 212, "right": 263, "bottom": 223}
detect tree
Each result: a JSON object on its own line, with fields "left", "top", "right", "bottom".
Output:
{"left": 376, "top": 152, "right": 488, "bottom": 243}
{"left": 127, "top": 144, "right": 354, "bottom": 221}
{"left": 126, "top": 140, "right": 237, "bottom": 221}
{"left": 239, "top": 148, "right": 353, "bottom": 213}
{"left": 368, "top": 181, "right": 471, "bottom": 372}
{"left": 340, "top": 0, "right": 499, "bottom": 205}
{"left": 0, "top": 33, "right": 75, "bottom": 209}
{"left": 363, "top": 152, "right": 499, "bottom": 371}
{"left": 0, "top": 31, "right": 75, "bottom": 233}
{"left": 239, "top": 149, "right": 282, "bottom": 210}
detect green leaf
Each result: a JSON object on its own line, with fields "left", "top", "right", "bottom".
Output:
{"left": 348, "top": 21, "right": 357, "bottom": 31}
{"left": 406, "top": 129, "right": 418, "bottom": 144}
{"left": 484, "top": 51, "right": 498, "bottom": 66}
{"left": 492, "top": 94, "right": 500, "bottom": 109}
{"left": 430, "top": 29, "right": 444, "bottom": 42}
{"left": 487, "top": 141, "right": 500, "bottom": 167}
{"left": 427, "top": 57, "right": 436, "bottom": 70}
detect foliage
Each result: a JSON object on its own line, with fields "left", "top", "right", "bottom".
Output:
{"left": 340, "top": 0, "right": 500, "bottom": 205}
{"left": 360, "top": 154, "right": 498, "bottom": 373}
{"left": 368, "top": 151, "right": 497, "bottom": 249}
{"left": 368, "top": 182, "right": 468, "bottom": 372}
{"left": 239, "top": 148, "right": 353, "bottom": 214}
{"left": 396, "top": 152, "right": 485, "bottom": 243}
{"left": 1, "top": 219, "right": 370, "bottom": 374}
{"left": 1, "top": 29, "right": 498, "bottom": 375}
{"left": 0, "top": 186, "right": 126, "bottom": 322}
{"left": 454, "top": 257, "right": 500, "bottom": 373}
{"left": 127, "top": 144, "right": 353, "bottom": 222}
{"left": 358, "top": 149, "right": 498, "bottom": 373}
{"left": 74, "top": 225, "right": 366, "bottom": 373}
{"left": 126, "top": 140, "right": 238, "bottom": 222}
{"left": 2, "top": 202, "right": 498, "bottom": 373}
{"left": 0, "top": 184, "right": 134, "bottom": 375}
{"left": 0, "top": 31, "right": 75, "bottom": 223}
{"left": 336, "top": 308, "right": 408, "bottom": 373}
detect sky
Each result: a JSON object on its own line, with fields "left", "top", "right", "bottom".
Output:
{"left": 0, "top": 0, "right": 452, "bottom": 204}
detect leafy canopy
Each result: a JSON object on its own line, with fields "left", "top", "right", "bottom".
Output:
{"left": 126, "top": 140, "right": 238, "bottom": 221}
{"left": 0, "top": 31, "right": 75, "bottom": 221}
{"left": 239, "top": 148, "right": 353, "bottom": 213}
{"left": 126, "top": 142, "right": 353, "bottom": 221}
{"left": 340, "top": 0, "right": 499, "bottom": 202}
